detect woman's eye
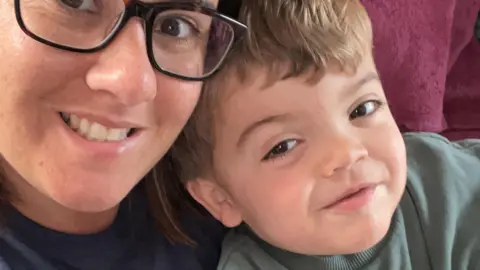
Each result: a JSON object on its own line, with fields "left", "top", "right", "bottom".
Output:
{"left": 262, "top": 139, "right": 298, "bottom": 161}
{"left": 349, "top": 100, "right": 383, "bottom": 120}
{"left": 59, "top": 0, "right": 97, "bottom": 11}
{"left": 155, "top": 17, "right": 198, "bottom": 38}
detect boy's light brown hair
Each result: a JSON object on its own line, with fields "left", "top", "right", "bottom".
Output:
{"left": 155, "top": 0, "right": 374, "bottom": 244}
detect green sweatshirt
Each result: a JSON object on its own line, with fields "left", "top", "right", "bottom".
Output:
{"left": 218, "top": 133, "right": 480, "bottom": 270}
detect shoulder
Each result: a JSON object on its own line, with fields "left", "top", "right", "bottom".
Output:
{"left": 403, "top": 132, "right": 480, "bottom": 195}
{"left": 180, "top": 213, "right": 227, "bottom": 270}
{"left": 114, "top": 188, "right": 226, "bottom": 270}
{"left": 401, "top": 132, "right": 480, "bottom": 267}
{"left": 0, "top": 227, "right": 36, "bottom": 270}
{"left": 404, "top": 132, "right": 480, "bottom": 156}
{"left": 217, "top": 228, "right": 286, "bottom": 270}
{"left": 0, "top": 256, "right": 11, "bottom": 270}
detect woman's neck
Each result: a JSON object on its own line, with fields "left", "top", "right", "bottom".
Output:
{"left": 12, "top": 199, "right": 119, "bottom": 234}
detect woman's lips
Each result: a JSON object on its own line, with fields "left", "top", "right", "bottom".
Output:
{"left": 56, "top": 111, "right": 143, "bottom": 158}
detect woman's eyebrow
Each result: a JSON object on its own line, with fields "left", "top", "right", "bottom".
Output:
{"left": 139, "top": 0, "right": 216, "bottom": 9}
{"left": 177, "top": 0, "right": 216, "bottom": 9}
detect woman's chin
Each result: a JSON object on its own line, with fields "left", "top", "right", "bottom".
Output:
{"left": 41, "top": 173, "right": 135, "bottom": 213}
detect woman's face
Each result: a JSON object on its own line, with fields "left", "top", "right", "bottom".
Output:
{"left": 0, "top": 0, "right": 218, "bottom": 213}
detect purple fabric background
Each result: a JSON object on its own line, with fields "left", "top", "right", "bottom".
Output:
{"left": 362, "top": 0, "right": 480, "bottom": 139}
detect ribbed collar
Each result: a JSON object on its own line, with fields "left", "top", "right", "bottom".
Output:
{"left": 248, "top": 211, "right": 400, "bottom": 270}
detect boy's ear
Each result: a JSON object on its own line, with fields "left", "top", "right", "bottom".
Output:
{"left": 186, "top": 178, "right": 242, "bottom": 228}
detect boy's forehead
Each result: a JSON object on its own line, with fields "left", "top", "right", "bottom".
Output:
{"left": 218, "top": 58, "right": 379, "bottom": 105}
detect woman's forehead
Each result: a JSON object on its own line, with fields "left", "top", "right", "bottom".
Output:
{"left": 134, "top": 0, "right": 218, "bottom": 8}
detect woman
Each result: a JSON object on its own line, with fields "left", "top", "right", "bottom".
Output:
{"left": 0, "top": 0, "right": 245, "bottom": 269}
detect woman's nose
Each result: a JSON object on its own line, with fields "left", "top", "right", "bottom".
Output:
{"left": 85, "top": 19, "right": 157, "bottom": 106}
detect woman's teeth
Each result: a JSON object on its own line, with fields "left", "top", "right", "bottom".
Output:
{"left": 60, "top": 113, "right": 133, "bottom": 142}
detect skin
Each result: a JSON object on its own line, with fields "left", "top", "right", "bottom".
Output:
{"left": 0, "top": 0, "right": 217, "bottom": 234}
{"left": 188, "top": 55, "right": 407, "bottom": 255}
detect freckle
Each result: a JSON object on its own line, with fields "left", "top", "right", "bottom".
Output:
{"left": 38, "top": 161, "right": 44, "bottom": 167}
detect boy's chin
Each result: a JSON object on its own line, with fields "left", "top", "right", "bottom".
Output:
{"left": 285, "top": 217, "right": 393, "bottom": 256}
{"left": 317, "top": 219, "right": 392, "bottom": 256}
{"left": 336, "top": 230, "right": 388, "bottom": 255}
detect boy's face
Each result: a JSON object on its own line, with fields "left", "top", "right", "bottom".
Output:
{"left": 189, "top": 55, "right": 406, "bottom": 255}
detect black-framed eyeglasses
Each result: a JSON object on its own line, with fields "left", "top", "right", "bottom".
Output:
{"left": 14, "top": 0, "right": 247, "bottom": 81}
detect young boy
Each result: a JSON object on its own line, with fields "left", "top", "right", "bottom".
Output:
{"left": 169, "top": 0, "right": 480, "bottom": 269}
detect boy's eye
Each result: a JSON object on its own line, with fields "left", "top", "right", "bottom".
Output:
{"left": 349, "top": 100, "right": 383, "bottom": 120}
{"left": 262, "top": 139, "right": 298, "bottom": 161}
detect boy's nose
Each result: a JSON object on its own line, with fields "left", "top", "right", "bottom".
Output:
{"left": 316, "top": 130, "right": 368, "bottom": 178}
{"left": 85, "top": 19, "right": 157, "bottom": 106}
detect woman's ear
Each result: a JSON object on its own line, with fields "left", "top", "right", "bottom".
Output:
{"left": 186, "top": 178, "right": 242, "bottom": 228}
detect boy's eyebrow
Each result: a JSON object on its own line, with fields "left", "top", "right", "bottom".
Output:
{"left": 343, "top": 71, "right": 380, "bottom": 98}
{"left": 236, "top": 72, "right": 381, "bottom": 149}
{"left": 237, "top": 114, "right": 295, "bottom": 148}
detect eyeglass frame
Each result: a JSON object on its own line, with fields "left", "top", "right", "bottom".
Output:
{"left": 13, "top": 0, "right": 247, "bottom": 81}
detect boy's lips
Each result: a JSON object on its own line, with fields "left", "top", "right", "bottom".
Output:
{"left": 323, "top": 183, "right": 379, "bottom": 212}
